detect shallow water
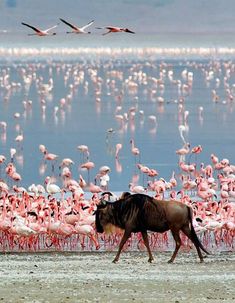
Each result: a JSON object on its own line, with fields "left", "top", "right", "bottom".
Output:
{"left": 1, "top": 55, "right": 235, "bottom": 191}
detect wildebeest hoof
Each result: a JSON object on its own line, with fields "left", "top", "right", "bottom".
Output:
{"left": 112, "top": 259, "right": 118, "bottom": 263}
{"left": 148, "top": 258, "right": 153, "bottom": 263}
{"left": 167, "top": 259, "right": 173, "bottom": 264}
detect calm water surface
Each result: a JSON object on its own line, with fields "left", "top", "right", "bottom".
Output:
{"left": 0, "top": 34, "right": 235, "bottom": 191}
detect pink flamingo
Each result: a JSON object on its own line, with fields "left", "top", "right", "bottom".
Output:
{"left": 115, "top": 143, "right": 122, "bottom": 159}
{"left": 80, "top": 161, "right": 95, "bottom": 183}
{"left": 189, "top": 144, "right": 202, "bottom": 163}
{"left": 130, "top": 139, "right": 140, "bottom": 163}
{"left": 77, "top": 145, "right": 89, "bottom": 162}
{"left": 96, "top": 26, "right": 135, "bottom": 35}
{"left": 129, "top": 183, "right": 146, "bottom": 194}
{"left": 44, "top": 151, "right": 58, "bottom": 172}
{"left": 89, "top": 182, "right": 102, "bottom": 194}
{"left": 74, "top": 224, "right": 100, "bottom": 250}
{"left": 15, "top": 132, "right": 24, "bottom": 149}
{"left": 176, "top": 143, "right": 190, "bottom": 162}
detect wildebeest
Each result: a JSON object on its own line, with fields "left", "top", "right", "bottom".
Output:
{"left": 95, "top": 193, "right": 209, "bottom": 263}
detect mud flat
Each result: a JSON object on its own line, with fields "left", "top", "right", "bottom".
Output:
{"left": 0, "top": 251, "right": 234, "bottom": 303}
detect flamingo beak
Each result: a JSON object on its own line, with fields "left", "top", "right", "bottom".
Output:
{"left": 126, "top": 29, "right": 135, "bottom": 34}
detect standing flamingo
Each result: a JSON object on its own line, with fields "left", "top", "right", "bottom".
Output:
{"left": 115, "top": 143, "right": 123, "bottom": 159}
{"left": 80, "top": 161, "right": 95, "bottom": 184}
{"left": 130, "top": 139, "right": 140, "bottom": 163}
{"left": 44, "top": 176, "right": 61, "bottom": 196}
{"left": 77, "top": 145, "right": 90, "bottom": 162}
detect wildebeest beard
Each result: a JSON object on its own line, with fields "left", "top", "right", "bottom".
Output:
{"left": 95, "top": 207, "right": 105, "bottom": 233}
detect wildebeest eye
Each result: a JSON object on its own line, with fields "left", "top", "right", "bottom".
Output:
{"left": 97, "top": 200, "right": 107, "bottom": 208}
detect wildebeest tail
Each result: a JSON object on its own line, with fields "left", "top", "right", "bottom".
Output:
{"left": 187, "top": 206, "right": 210, "bottom": 255}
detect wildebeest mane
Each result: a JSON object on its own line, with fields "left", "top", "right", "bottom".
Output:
{"left": 97, "top": 194, "right": 165, "bottom": 231}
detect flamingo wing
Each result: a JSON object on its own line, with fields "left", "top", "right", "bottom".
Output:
{"left": 96, "top": 26, "right": 117, "bottom": 30}
{"left": 106, "top": 26, "right": 120, "bottom": 31}
{"left": 81, "top": 20, "right": 94, "bottom": 30}
{"left": 59, "top": 18, "right": 79, "bottom": 30}
{"left": 21, "top": 22, "right": 41, "bottom": 33}
{"left": 44, "top": 24, "right": 59, "bottom": 33}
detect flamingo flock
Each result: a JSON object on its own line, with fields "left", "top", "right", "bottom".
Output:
{"left": 0, "top": 51, "right": 235, "bottom": 253}
{"left": 21, "top": 20, "right": 135, "bottom": 36}
{"left": 0, "top": 147, "right": 234, "bottom": 252}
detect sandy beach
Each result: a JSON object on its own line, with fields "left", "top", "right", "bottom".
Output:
{"left": 0, "top": 251, "right": 234, "bottom": 303}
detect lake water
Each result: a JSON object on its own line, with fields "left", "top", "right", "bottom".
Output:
{"left": 0, "top": 32, "right": 235, "bottom": 191}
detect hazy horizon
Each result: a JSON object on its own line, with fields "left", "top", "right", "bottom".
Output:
{"left": 1, "top": 0, "right": 235, "bottom": 35}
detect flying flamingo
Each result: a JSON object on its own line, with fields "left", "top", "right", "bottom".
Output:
{"left": 59, "top": 18, "right": 94, "bottom": 34}
{"left": 96, "top": 26, "right": 135, "bottom": 35}
{"left": 21, "top": 22, "right": 58, "bottom": 36}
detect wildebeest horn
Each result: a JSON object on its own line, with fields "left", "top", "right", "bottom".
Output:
{"left": 101, "top": 191, "right": 113, "bottom": 197}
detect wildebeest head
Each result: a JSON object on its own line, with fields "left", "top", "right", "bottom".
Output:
{"left": 95, "top": 203, "right": 112, "bottom": 233}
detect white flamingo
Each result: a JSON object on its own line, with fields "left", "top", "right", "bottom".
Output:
{"left": 44, "top": 176, "right": 61, "bottom": 195}
{"left": 21, "top": 22, "right": 58, "bottom": 36}
{"left": 59, "top": 18, "right": 94, "bottom": 34}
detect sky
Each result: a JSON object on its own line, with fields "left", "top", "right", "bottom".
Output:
{"left": 1, "top": 0, "right": 235, "bottom": 34}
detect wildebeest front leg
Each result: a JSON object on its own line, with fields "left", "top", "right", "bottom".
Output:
{"left": 141, "top": 231, "right": 154, "bottom": 263}
{"left": 168, "top": 230, "right": 181, "bottom": 263}
{"left": 113, "top": 229, "right": 132, "bottom": 263}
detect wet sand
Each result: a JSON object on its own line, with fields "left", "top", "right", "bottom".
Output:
{"left": 0, "top": 251, "right": 234, "bottom": 303}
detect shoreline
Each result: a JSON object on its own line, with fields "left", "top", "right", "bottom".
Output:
{"left": 0, "top": 251, "right": 234, "bottom": 303}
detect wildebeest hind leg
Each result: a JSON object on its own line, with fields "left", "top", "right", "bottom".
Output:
{"left": 182, "top": 226, "right": 204, "bottom": 263}
{"left": 113, "top": 229, "right": 132, "bottom": 263}
{"left": 141, "top": 231, "right": 154, "bottom": 263}
{"left": 168, "top": 230, "right": 181, "bottom": 263}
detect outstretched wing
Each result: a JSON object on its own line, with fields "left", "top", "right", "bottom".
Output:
{"left": 44, "top": 24, "right": 59, "bottom": 33}
{"left": 81, "top": 20, "right": 94, "bottom": 30}
{"left": 59, "top": 18, "right": 79, "bottom": 30}
{"left": 21, "top": 22, "right": 41, "bottom": 33}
